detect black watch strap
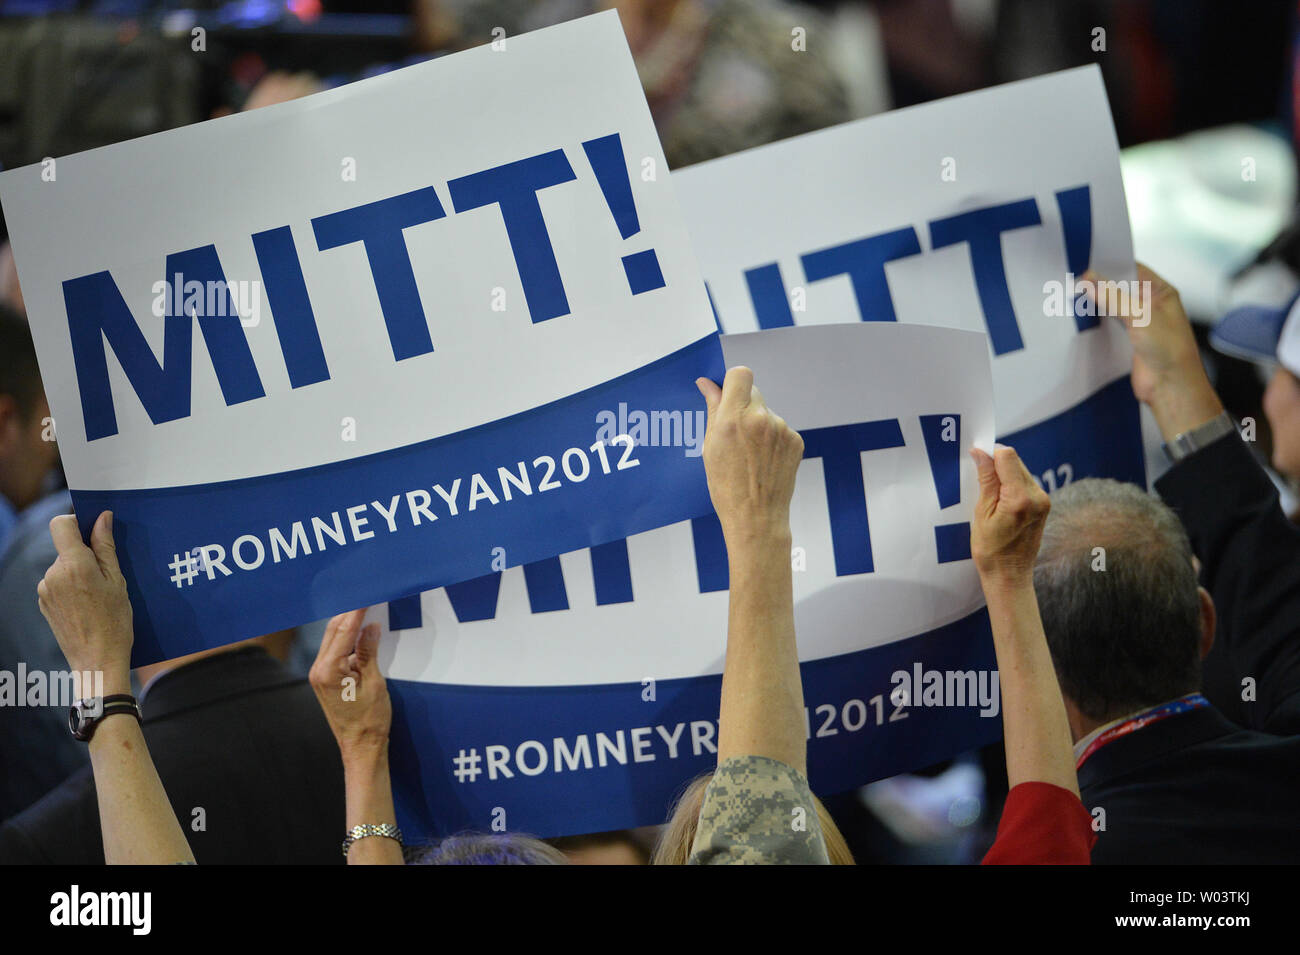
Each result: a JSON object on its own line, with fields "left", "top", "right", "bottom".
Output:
{"left": 70, "top": 694, "right": 143, "bottom": 742}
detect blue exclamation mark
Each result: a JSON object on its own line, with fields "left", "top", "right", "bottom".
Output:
{"left": 919, "top": 414, "right": 971, "bottom": 564}
{"left": 1055, "top": 185, "right": 1098, "bottom": 332}
{"left": 582, "top": 134, "right": 666, "bottom": 296}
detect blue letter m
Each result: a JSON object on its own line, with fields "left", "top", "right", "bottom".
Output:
{"left": 63, "top": 245, "right": 265, "bottom": 441}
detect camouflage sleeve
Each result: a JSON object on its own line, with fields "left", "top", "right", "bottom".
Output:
{"left": 688, "top": 755, "right": 830, "bottom": 865}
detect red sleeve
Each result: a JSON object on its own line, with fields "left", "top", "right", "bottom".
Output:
{"left": 981, "top": 781, "right": 1096, "bottom": 865}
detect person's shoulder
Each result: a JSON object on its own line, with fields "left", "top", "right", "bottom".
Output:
{"left": 0, "top": 491, "right": 66, "bottom": 581}
{"left": 0, "top": 765, "right": 100, "bottom": 864}
{"left": 1084, "top": 720, "right": 1300, "bottom": 800}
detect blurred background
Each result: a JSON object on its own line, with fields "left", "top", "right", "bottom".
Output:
{"left": 0, "top": 0, "right": 1296, "bottom": 864}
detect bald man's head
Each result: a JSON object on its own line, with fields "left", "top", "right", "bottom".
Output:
{"left": 1033, "top": 478, "right": 1203, "bottom": 723}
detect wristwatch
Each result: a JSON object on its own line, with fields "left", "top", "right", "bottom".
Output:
{"left": 68, "top": 694, "right": 142, "bottom": 742}
{"left": 342, "top": 823, "right": 403, "bottom": 857}
{"left": 1162, "top": 411, "right": 1237, "bottom": 464}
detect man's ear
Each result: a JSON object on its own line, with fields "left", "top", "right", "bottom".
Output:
{"left": 1060, "top": 693, "right": 1090, "bottom": 745}
{"left": 1197, "top": 586, "right": 1216, "bottom": 660}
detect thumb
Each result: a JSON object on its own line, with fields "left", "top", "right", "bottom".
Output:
{"left": 89, "top": 511, "right": 121, "bottom": 576}
{"left": 696, "top": 377, "right": 722, "bottom": 421}
{"left": 1078, "top": 268, "right": 1116, "bottom": 318}
{"left": 971, "top": 447, "right": 998, "bottom": 506}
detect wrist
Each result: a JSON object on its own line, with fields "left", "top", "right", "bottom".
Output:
{"left": 719, "top": 513, "right": 792, "bottom": 553}
{"left": 978, "top": 566, "right": 1036, "bottom": 598}
{"left": 66, "top": 665, "right": 132, "bottom": 698}
{"left": 84, "top": 705, "right": 144, "bottom": 750}
{"left": 341, "top": 735, "right": 390, "bottom": 768}
{"left": 1147, "top": 375, "right": 1224, "bottom": 443}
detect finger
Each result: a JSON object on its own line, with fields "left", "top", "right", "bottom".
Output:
{"left": 354, "top": 622, "right": 383, "bottom": 674}
{"left": 719, "top": 366, "right": 754, "bottom": 414}
{"left": 970, "top": 447, "right": 998, "bottom": 505}
{"left": 318, "top": 608, "right": 365, "bottom": 666}
{"left": 1078, "top": 268, "right": 1131, "bottom": 321}
{"left": 695, "top": 377, "right": 722, "bottom": 421}
{"left": 1135, "top": 261, "right": 1171, "bottom": 290}
{"left": 48, "top": 515, "right": 87, "bottom": 559}
{"left": 89, "top": 511, "right": 120, "bottom": 576}
{"left": 1136, "top": 261, "right": 1181, "bottom": 315}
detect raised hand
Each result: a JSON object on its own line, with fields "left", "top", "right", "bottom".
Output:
{"left": 1080, "top": 264, "right": 1224, "bottom": 439}
{"left": 38, "top": 511, "right": 133, "bottom": 692}
{"left": 696, "top": 366, "right": 805, "bottom": 544}
{"left": 309, "top": 609, "right": 391, "bottom": 758}
{"left": 969, "top": 445, "right": 1051, "bottom": 588}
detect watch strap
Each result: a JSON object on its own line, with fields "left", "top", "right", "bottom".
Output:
{"left": 71, "top": 694, "right": 142, "bottom": 741}
{"left": 342, "top": 823, "right": 403, "bottom": 857}
{"left": 1162, "top": 411, "right": 1237, "bottom": 463}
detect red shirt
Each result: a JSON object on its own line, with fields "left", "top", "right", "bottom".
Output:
{"left": 981, "top": 781, "right": 1096, "bottom": 865}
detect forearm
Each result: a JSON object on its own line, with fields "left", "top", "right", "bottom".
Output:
{"left": 717, "top": 522, "right": 805, "bottom": 774}
{"left": 982, "top": 577, "right": 1078, "bottom": 796}
{"left": 89, "top": 707, "right": 195, "bottom": 865}
{"left": 341, "top": 742, "right": 404, "bottom": 865}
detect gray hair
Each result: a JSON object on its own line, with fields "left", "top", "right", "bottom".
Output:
{"left": 407, "top": 832, "right": 568, "bottom": 865}
{"left": 1032, "top": 478, "right": 1203, "bottom": 722}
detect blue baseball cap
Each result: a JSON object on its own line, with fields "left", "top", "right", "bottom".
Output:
{"left": 1210, "top": 263, "right": 1300, "bottom": 375}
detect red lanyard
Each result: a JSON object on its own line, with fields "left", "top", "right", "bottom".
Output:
{"left": 1075, "top": 694, "right": 1209, "bottom": 769}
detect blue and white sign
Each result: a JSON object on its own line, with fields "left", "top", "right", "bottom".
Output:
{"left": 676, "top": 65, "right": 1145, "bottom": 493}
{"left": 377, "top": 322, "right": 999, "bottom": 839}
{"left": 376, "top": 68, "right": 1146, "bottom": 841}
{"left": 0, "top": 12, "right": 722, "bottom": 663}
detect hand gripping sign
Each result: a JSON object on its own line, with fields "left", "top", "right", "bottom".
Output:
{"left": 376, "top": 322, "right": 998, "bottom": 840}
{"left": 0, "top": 12, "right": 722, "bottom": 663}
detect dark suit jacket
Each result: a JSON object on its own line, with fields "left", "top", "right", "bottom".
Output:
{"left": 1157, "top": 432, "right": 1300, "bottom": 735}
{"left": 1080, "top": 705, "right": 1300, "bottom": 864}
{"left": 1078, "top": 433, "right": 1300, "bottom": 864}
{"left": 0, "top": 647, "right": 345, "bottom": 864}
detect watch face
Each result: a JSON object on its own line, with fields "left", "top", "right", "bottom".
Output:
{"left": 68, "top": 702, "right": 87, "bottom": 739}
{"left": 68, "top": 699, "right": 98, "bottom": 740}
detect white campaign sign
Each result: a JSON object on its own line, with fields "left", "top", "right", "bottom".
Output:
{"left": 376, "top": 322, "right": 997, "bottom": 837}
{"left": 676, "top": 65, "right": 1144, "bottom": 491}
{"left": 0, "top": 11, "right": 723, "bottom": 662}
{"left": 381, "top": 323, "right": 993, "bottom": 685}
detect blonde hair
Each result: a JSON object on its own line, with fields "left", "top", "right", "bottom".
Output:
{"left": 652, "top": 772, "right": 856, "bottom": 865}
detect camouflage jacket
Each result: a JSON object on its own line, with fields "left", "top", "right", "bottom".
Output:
{"left": 688, "top": 755, "right": 830, "bottom": 864}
